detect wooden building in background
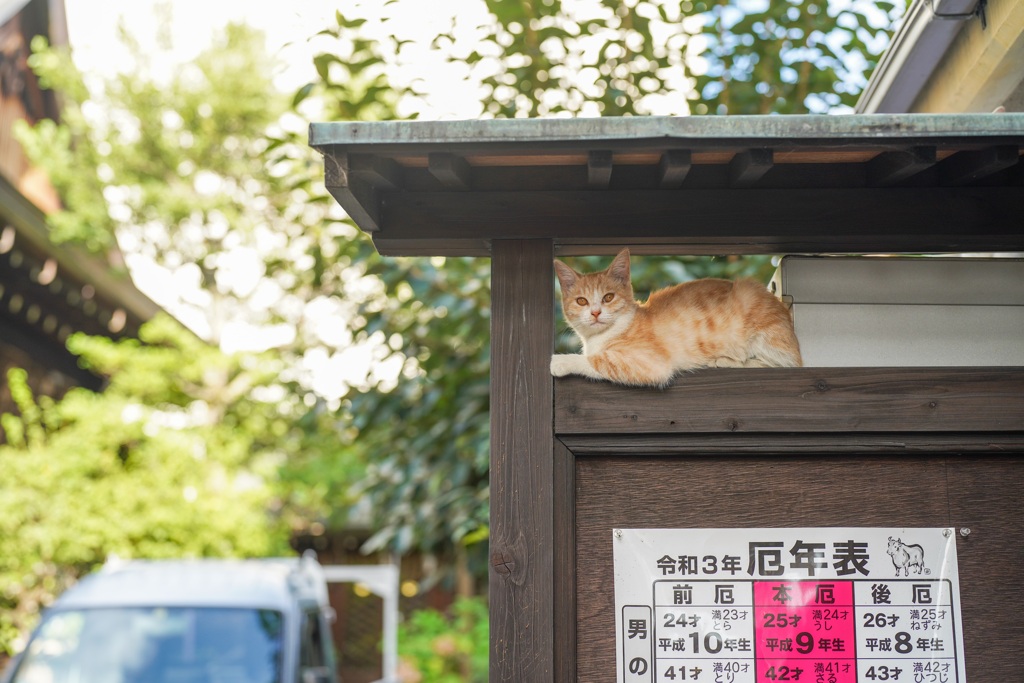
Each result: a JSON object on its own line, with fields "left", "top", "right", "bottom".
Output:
{"left": 0, "top": 0, "right": 159, "bottom": 416}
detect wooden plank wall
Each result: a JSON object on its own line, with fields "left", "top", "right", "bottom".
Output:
{"left": 574, "top": 454, "right": 1023, "bottom": 682}
{"left": 554, "top": 370, "right": 1024, "bottom": 680}
{"left": 556, "top": 368, "right": 1023, "bottom": 681}
{"left": 374, "top": 186, "right": 1024, "bottom": 257}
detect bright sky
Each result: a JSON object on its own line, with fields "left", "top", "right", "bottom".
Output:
{"left": 64, "top": 0, "right": 490, "bottom": 119}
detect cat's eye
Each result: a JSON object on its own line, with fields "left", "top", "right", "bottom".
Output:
{"left": 603, "top": 293, "right": 615, "bottom": 303}
{"left": 576, "top": 297, "right": 588, "bottom": 306}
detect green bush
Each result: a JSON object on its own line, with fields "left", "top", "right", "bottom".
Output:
{"left": 398, "top": 597, "right": 488, "bottom": 683}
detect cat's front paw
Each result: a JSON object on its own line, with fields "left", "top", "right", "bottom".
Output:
{"left": 551, "top": 353, "right": 583, "bottom": 377}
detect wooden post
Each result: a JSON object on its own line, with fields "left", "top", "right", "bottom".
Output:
{"left": 490, "top": 239, "right": 556, "bottom": 681}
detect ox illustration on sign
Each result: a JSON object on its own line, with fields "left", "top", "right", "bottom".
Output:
{"left": 886, "top": 536, "right": 927, "bottom": 577}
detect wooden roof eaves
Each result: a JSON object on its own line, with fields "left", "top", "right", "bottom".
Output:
{"left": 0, "top": 172, "right": 161, "bottom": 326}
{"left": 310, "top": 113, "right": 1024, "bottom": 258}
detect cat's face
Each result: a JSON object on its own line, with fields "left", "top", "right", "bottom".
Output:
{"left": 554, "top": 248, "right": 635, "bottom": 338}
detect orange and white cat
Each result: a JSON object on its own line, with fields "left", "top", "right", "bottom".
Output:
{"left": 551, "top": 248, "right": 802, "bottom": 387}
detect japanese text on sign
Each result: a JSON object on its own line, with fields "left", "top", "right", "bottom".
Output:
{"left": 614, "top": 528, "right": 965, "bottom": 683}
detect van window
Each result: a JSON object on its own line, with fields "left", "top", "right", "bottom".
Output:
{"left": 9, "top": 607, "right": 284, "bottom": 683}
{"left": 299, "top": 608, "right": 328, "bottom": 668}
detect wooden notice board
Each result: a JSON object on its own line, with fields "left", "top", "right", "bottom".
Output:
{"left": 560, "top": 374, "right": 1024, "bottom": 681}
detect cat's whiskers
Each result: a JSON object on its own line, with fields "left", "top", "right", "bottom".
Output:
{"left": 580, "top": 308, "right": 635, "bottom": 356}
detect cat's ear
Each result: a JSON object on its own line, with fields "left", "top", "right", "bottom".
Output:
{"left": 553, "top": 259, "right": 579, "bottom": 291}
{"left": 607, "top": 248, "right": 631, "bottom": 283}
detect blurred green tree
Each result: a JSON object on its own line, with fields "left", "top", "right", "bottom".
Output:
{"left": 280, "top": 11, "right": 495, "bottom": 592}
{"left": 467, "top": 0, "right": 904, "bottom": 116}
{"left": 5, "top": 7, "right": 910, "bottom": 656}
{"left": 2, "top": 21, "right": 367, "bottom": 654}
{"left": 299, "top": 1, "right": 905, "bottom": 584}
{"left": 693, "top": 0, "right": 905, "bottom": 114}
{"left": 398, "top": 596, "right": 489, "bottom": 682}
{"left": 0, "top": 317, "right": 296, "bottom": 653}
{"left": 15, "top": 19, "right": 376, "bottom": 527}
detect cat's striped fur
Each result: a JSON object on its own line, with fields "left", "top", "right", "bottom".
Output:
{"left": 551, "top": 249, "right": 802, "bottom": 387}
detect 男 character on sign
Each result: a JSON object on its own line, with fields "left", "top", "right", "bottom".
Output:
{"left": 886, "top": 536, "right": 926, "bottom": 577}
{"left": 627, "top": 618, "right": 648, "bottom": 639}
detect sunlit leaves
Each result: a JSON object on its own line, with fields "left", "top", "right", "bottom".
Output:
{"left": 693, "top": 0, "right": 903, "bottom": 114}
{"left": 5, "top": 3, "right": 911, "bottom": 632}
{"left": 291, "top": 1, "right": 906, "bottom": 572}
{"left": 470, "top": 0, "right": 904, "bottom": 117}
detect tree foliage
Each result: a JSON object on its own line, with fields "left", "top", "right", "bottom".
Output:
{"left": 312, "top": 0, "right": 907, "bottom": 566}
{"left": 18, "top": 23, "right": 284, "bottom": 253}
{"left": 694, "top": 0, "right": 904, "bottom": 114}
{"left": 459, "top": 0, "right": 903, "bottom": 116}
{"left": 0, "top": 316, "right": 297, "bottom": 654}
{"left": 281, "top": 12, "right": 495, "bottom": 579}
{"left": 398, "top": 596, "right": 489, "bottom": 682}
{"left": 1, "top": 22, "right": 362, "bottom": 654}
{"left": 4, "top": 4, "right": 909, "bottom": 656}
{"left": 468, "top": 0, "right": 697, "bottom": 116}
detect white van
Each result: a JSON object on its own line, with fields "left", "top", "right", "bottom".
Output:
{"left": 1, "top": 553, "right": 338, "bottom": 683}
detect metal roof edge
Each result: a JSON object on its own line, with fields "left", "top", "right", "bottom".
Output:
{"left": 857, "top": 0, "right": 980, "bottom": 114}
{"left": 310, "top": 112, "right": 1024, "bottom": 149}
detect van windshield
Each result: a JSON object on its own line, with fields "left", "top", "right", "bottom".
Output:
{"left": 9, "top": 607, "right": 284, "bottom": 683}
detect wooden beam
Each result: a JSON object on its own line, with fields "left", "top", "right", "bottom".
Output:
{"left": 658, "top": 149, "right": 691, "bottom": 188}
{"left": 868, "top": 146, "right": 937, "bottom": 186}
{"left": 428, "top": 152, "right": 473, "bottom": 189}
{"left": 939, "top": 145, "right": 1019, "bottom": 186}
{"left": 323, "top": 151, "right": 381, "bottom": 231}
{"left": 552, "top": 437, "right": 576, "bottom": 681}
{"left": 729, "top": 148, "right": 773, "bottom": 187}
{"left": 371, "top": 187, "right": 1024, "bottom": 256}
{"left": 561, "top": 432, "right": 1024, "bottom": 455}
{"left": 0, "top": 171, "right": 159, "bottom": 324}
{"left": 490, "top": 240, "right": 557, "bottom": 682}
{"left": 587, "top": 150, "right": 613, "bottom": 188}
{"left": 348, "top": 154, "right": 404, "bottom": 190}
{"left": 554, "top": 368, "right": 1024, "bottom": 435}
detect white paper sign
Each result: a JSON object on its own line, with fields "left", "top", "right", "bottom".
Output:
{"left": 613, "top": 528, "right": 965, "bottom": 683}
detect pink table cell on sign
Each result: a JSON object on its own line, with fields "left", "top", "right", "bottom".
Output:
{"left": 753, "top": 582, "right": 856, "bottom": 683}
{"left": 755, "top": 659, "right": 856, "bottom": 683}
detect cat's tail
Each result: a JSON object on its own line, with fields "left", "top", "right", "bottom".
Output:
{"left": 736, "top": 279, "right": 803, "bottom": 368}
{"left": 751, "top": 329, "right": 803, "bottom": 367}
